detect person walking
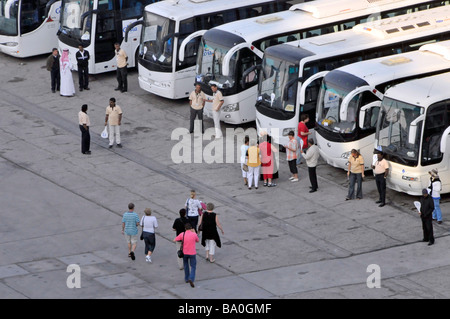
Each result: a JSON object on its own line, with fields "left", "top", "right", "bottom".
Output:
{"left": 59, "top": 49, "right": 75, "bottom": 97}
{"left": 122, "top": 203, "right": 140, "bottom": 260}
{"left": 240, "top": 136, "right": 249, "bottom": 186}
{"left": 428, "top": 169, "right": 442, "bottom": 224}
{"left": 76, "top": 45, "right": 90, "bottom": 91}
{"left": 114, "top": 42, "right": 128, "bottom": 93}
{"left": 198, "top": 203, "right": 224, "bottom": 263}
{"left": 206, "top": 84, "right": 224, "bottom": 138}
{"left": 372, "top": 150, "right": 389, "bottom": 207}
{"left": 189, "top": 83, "right": 206, "bottom": 134}
{"left": 284, "top": 131, "right": 299, "bottom": 182}
{"left": 346, "top": 149, "right": 365, "bottom": 200}
{"left": 105, "top": 97, "right": 123, "bottom": 148}
{"left": 297, "top": 114, "right": 312, "bottom": 165}
{"left": 185, "top": 190, "right": 203, "bottom": 232}
{"left": 78, "top": 104, "right": 91, "bottom": 155}
{"left": 259, "top": 133, "right": 278, "bottom": 187}
{"left": 301, "top": 139, "right": 320, "bottom": 193}
{"left": 140, "top": 208, "right": 158, "bottom": 263}
{"left": 46, "top": 48, "right": 60, "bottom": 93}
{"left": 172, "top": 208, "right": 190, "bottom": 270}
{"left": 419, "top": 188, "right": 435, "bottom": 246}
{"left": 174, "top": 223, "right": 199, "bottom": 288}
{"left": 246, "top": 139, "right": 261, "bottom": 190}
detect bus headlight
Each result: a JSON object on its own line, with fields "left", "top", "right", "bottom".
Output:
{"left": 341, "top": 151, "right": 352, "bottom": 159}
{"left": 282, "top": 128, "right": 296, "bottom": 136}
{"left": 402, "top": 176, "right": 419, "bottom": 182}
{"left": 222, "top": 103, "right": 239, "bottom": 112}
{"left": 4, "top": 42, "right": 18, "bottom": 47}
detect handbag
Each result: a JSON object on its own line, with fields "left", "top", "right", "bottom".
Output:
{"left": 243, "top": 163, "right": 249, "bottom": 172}
{"left": 177, "top": 232, "right": 185, "bottom": 258}
{"left": 140, "top": 216, "right": 145, "bottom": 240}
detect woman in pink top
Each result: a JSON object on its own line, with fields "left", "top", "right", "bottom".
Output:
{"left": 174, "top": 223, "right": 199, "bottom": 287}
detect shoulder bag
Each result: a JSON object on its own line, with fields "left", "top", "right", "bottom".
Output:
{"left": 177, "top": 232, "right": 185, "bottom": 258}
{"left": 140, "top": 216, "right": 145, "bottom": 240}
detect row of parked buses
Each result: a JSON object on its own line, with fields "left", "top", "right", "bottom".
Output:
{"left": 2, "top": 0, "right": 450, "bottom": 196}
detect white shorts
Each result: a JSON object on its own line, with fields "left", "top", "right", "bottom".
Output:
{"left": 205, "top": 239, "right": 216, "bottom": 255}
{"left": 241, "top": 163, "right": 248, "bottom": 178}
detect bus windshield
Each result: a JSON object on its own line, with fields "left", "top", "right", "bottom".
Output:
{"left": 316, "top": 71, "right": 367, "bottom": 134}
{"left": 60, "top": 0, "right": 92, "bottom": 42}
{"left": 376, "top": 97, "right": 424, "bottom": 167}
{"left": 196, "top": 35, "right": 239, "bottom": 91}
{"left": 140, "top": 11, "right": 175, "bottom": 71}
{"left": 0, "top": 0, "right": 18, "bottom": 36}
{"left": 258, "top": 54, "right": 298, "bottom": 113}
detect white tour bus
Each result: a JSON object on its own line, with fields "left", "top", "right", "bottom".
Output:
{"left": 375, "top": 71, "right": 450, "bottom": 195}
{"left": 255, "top": 4, "right": 450, "bottom": 147}
{"left": 135, "top": 0, "right": 306, "bottom": 99}
{"left": 0, "top": 0, "right": 61, "bottom": 57}
{"left": 57, "top": 0, "right": 159, "bottom": 73}
{"left": 196, "top": 0, "right": 444, "bottom": 124}
{"left": 316, "top": 41, "right": 450, "bottom": 171}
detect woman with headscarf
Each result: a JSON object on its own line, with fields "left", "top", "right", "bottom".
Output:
{"left": 60, "top": 49, "right": 75, "bottom": 97}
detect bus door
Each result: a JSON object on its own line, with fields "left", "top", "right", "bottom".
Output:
{"left": 94, "top": 1, "right": 122, "bottom": 64}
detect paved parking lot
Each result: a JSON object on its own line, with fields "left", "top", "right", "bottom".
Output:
{"left": 1, "top": 52, "right": 450, "bottom": 300}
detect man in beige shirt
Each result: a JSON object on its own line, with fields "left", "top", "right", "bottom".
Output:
{"left": 114, "top": 42, "right": 128, "bottom": 93}
{"left": 372, "top": 150, "right": 389, "bottom": 207}
{"left": 206, "top": 84, "right": 224, "bottom": 138}
{"left": 105, "top": 97, "right": 123, "bottom": 148}
{"left": 78, "top": 104, "right": 91, "bottom": 155}
{"left": 189, "top": 83, "right": 206, "bottom": 134}
{"left": 346, "top": 149, "right": 364, "bottom": 200}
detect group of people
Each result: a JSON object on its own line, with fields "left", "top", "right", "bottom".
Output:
{"left": 239, "top": 117, "right": 321, "bottom": 193}
{"left": 46, "top": 45, "right": 90, "bottom": 96}
{"left": 46, "top": 42, "right": 128, "bottom": 95}
{"left": 120, "top": 190, "right": 224, "bottom": 288}
{"left": 77, "top": 97, "right": 124, "bottom": 155}
{"left": 189, "top": 83, "right": 224, "bottom": 138}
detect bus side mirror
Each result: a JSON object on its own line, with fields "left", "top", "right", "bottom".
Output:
{"left": 359, "top": 101, "right": 381, "bottom": 129}
{"left": 282, "top": 77, "right": 301, "bottom": 101}
{"left": 241, "top": 64, "right": 260, "bottom": 87}
{"left": 440, "top": 126, "right": 450, "bottom": 153}
{"left": 408, "top": 114, "right": 425, "bottom": 145}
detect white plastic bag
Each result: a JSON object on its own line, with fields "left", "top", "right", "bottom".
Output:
{"left": 101, "top": 126, "right": 108, "bottom": 139}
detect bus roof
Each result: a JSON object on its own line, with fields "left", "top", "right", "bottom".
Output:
{"left": 144, "top": 0, "right": 283, "bottom": 21}
{"left": 383, "top": 71, "right": 450, "bottom": 107}
{"left": 208, "top": 0, "right": 435, "bottom": 44}
{"left": 324, "top": 40, "right": 450, "bottom": 87}
{"left": 274, "top": 5, "right": 450, "bottom": 65}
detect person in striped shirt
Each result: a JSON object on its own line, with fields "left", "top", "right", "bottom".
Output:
{"left": 122, "top": 203, "right": 140, "bottom": 260}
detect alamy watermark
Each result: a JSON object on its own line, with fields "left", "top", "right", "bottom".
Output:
{"left": 170, "top": 123, "right": 281, "bottom": 168}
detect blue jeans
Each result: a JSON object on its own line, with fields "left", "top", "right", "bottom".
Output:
{"left": 183, "top": 254, "right": 197, "bottom": 283}
{"left": 347, "top": 172, "right": 363, "bottom": 199}
{"left": 432, "top": 197, "right": 442, "bottom": 221}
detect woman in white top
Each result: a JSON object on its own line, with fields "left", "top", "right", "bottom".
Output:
{"left": 185, "top": 190, "right": 203, "bottom": 232}
{"left": 240, "top": 136, "right": 249, "bottom": 186}
{"left": 140, "top": 208, "right": 158, "bottom": 263}
{"left": 59, "top": 49, "right": 75, "bottom": 97}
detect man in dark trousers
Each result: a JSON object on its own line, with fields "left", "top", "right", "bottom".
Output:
{"left": 46, "top": 48, "right": 60, "bottom": 93}
{"left": 78, "top": 104, "right": 91, "bottom": 155}
{"left": 76, "top": 45, "right": 90, "bottom": 91}
{"left": 419, "top": 188, "right": 435, "bottom": 246}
